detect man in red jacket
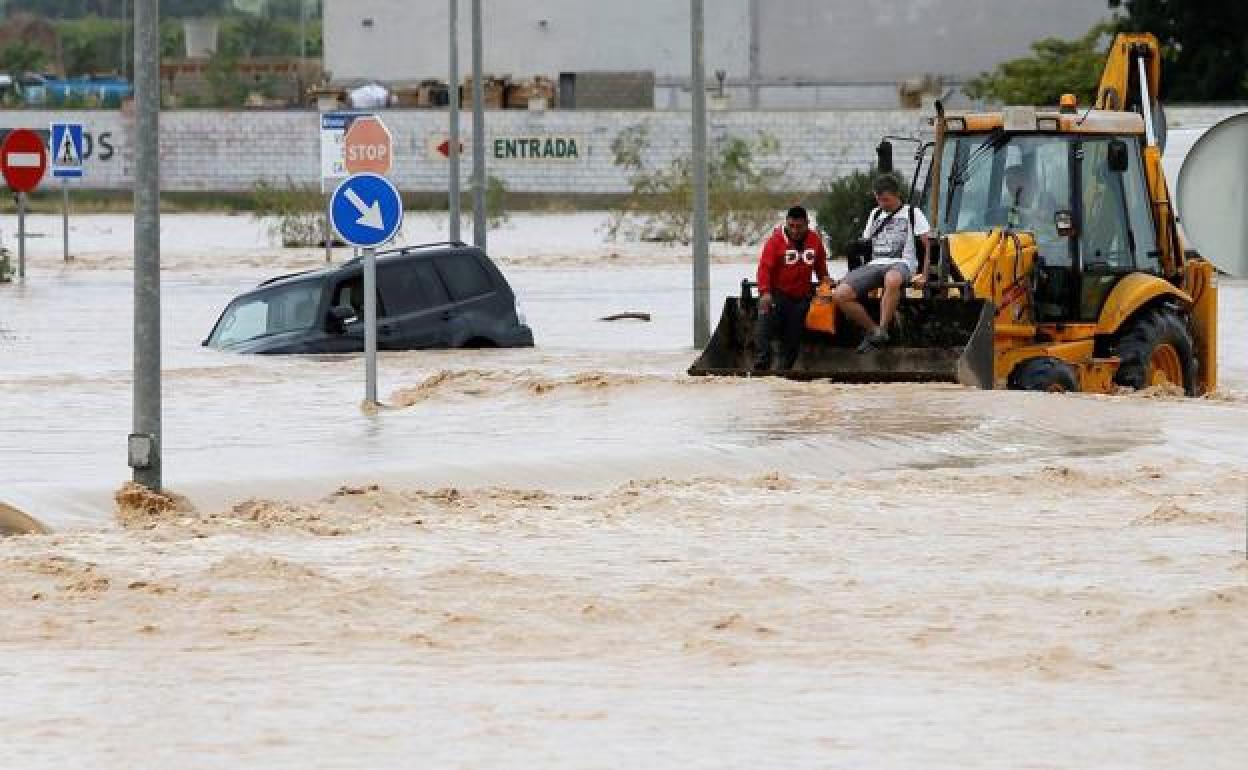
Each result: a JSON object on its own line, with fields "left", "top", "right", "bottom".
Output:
{"left": 754, "top": 206, "right": 829, "bottom": 371}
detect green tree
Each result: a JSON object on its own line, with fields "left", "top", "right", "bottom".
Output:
{"left": 1110, "top": 0, "right": 1248, "bottom": 101}
{"left": 57, "top": 16, "right": 122, "bottom": 74}
{"left": 0, "top": 40, "right": 46, "bottom": 73}
{"left": 965, "top": 23, "right": 1112, "bottom": 105}
{"left": 204, "top": 49, "right": 247, "bottom": 105}
{"left": 219, "top": 12, "right": 295, "bottom": 58}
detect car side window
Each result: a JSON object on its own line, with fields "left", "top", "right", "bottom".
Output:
{"left": 331, "top": 275, "right": 385, "bottom": 319}
{"left": 435, "top": 254, "right": 494, "bottom": 301}
{"left": 380, "top": 260, "right": 450, "bottom": 315}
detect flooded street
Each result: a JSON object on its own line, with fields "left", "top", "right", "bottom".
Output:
{"left": 2, "top": 214, "right": 1247, "bottom": 768}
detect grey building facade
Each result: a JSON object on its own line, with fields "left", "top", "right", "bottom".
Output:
{"left": 325, "top": 0, "right": 1109, "bottom": 108}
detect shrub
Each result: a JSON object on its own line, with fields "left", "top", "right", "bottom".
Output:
{"left": 252, "top": 179, "right": 326, "bottom": 248}
{"left": 815, "top": 168, "right": 879, "bottom": 258}
{"left": 483, "top": 175, "right": 508, "bottom": 230}
{"left": 606, "top": 127, "right": 787, "bottom": 246}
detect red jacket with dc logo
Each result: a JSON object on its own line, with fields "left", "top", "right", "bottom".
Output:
{"left": 757, "top": 226, "right": 829, "bottom": 298}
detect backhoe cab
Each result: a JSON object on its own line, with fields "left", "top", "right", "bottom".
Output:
{"left": 690, "top": 32, "right": 1220, "bottom": 395}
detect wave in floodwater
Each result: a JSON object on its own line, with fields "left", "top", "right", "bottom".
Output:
{"left": 3, "top": 266, "right": 1246, "bottom": 533}
{"left": 9, "top": 368, "right": 1212, "bottom": 533}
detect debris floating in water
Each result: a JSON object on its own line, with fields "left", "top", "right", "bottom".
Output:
{"left": 599, "top": 312, "right": 651, "bottom": 322}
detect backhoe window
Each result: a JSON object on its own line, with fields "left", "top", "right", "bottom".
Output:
{"left": 1080, "top": 140, "right": 1135, "bottom": 271}
{"left": 1122, "top": 138, "right": 1160, "bottom": 273}
{"left": 937, "top": 135, "right": 1071, "bottom": 263}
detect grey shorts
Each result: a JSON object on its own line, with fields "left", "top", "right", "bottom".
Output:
{"left": 842, "top": 261, "right": 912, "bottom": 299}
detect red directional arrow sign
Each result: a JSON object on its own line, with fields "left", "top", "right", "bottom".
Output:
{"left": 436, "top": 139, "right": 465, "bottom": 158}
{"left": 2, "top": 128, "right": 48, "bottom": 193}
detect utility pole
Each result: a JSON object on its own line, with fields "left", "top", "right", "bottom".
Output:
{"left": 690, "top": 0, "right": 711, "bottom": 347}
{"left": 748, "top": 0, "right": 761, "bottom": 109}
{"left": 120, "top": 0, "right": 129, "bottom": 81}
{"left": 298, "top": 0, "right": 307, "bottom": 95}
{"left": 471, "top": 0, "right": 486, "bottom": 250}
{"left": 130, "top": 0, "right": 161, "bottom": 490}
{"left": 448, "top": 0, "right": 461, "bottom": 242}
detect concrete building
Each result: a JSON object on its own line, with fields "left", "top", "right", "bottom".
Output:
{"left": 325, "top": 0, "right": 1109, "bottom": 108}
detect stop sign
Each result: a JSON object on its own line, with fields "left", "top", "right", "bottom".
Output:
{"left": 1, "top": 128, "right": 48, "bottom": 193}
{"left": 344, "top": 116, "right": 393, "bottom": 175}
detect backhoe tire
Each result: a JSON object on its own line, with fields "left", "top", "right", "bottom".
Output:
{"left": 1008, "top": 357, "right": 1080, "bottom": 393}
{"left": 1113, "top": 307, "right": 1196, "bottom": 396}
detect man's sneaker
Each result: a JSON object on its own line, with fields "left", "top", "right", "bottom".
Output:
{"left": 855, "top": 328, "right": 889, "bottom": 354}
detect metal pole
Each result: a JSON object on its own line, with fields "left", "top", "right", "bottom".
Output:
{"left": 62, "top": 180, "right": 70, "bottom": 262}
{"left": 131, "top": 0, "right": 161, "bottom": 490}
{"left": 1136, "top": 56, "right": 1157, "bottom": 148}
{"left": 118, "top": 0, "right": 126, "bottom": 79}
{"left": 298, "top": 0, "right": 307, "bottom": 96}
{"left": 363, "top": 247, "right": 378, "bottom": 404}
{"left": 748, "top": 0, "right": 760, "bottom": 109}
{"left": 17, "top": 193, "right": 25, "bottom": 281}
{"left": 448, "top": 0, "right": 461, "bottom": 242}
{"left": 324, "top": 201, "right": 332, "bottom": 263}
{"left": 471, "top": 0, "right": 486, "bottom": 250}
{"left": 690, "top": 0, "right": 711, "bottom": 348}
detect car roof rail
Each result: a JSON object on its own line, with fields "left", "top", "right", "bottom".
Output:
{"left": 379, "top": 240, "right": 473, "bottom": 257}
{"left": 256, "top": 269, "right": 316, "bottom": 287}
{"left": 341, "top": 241, "right": 475, "bottom": 268}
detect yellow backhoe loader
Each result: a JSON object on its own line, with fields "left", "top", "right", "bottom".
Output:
{"left": 691, "top": 33, "right": 1220, "bottom": 395}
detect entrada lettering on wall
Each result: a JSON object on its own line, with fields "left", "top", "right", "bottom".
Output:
{"left": 491, "top": 136, "right": 581, "bottom": 161}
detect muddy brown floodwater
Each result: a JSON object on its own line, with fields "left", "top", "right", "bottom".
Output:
{"left": 2, "top": 214, "right": 1247, "bottom": 768}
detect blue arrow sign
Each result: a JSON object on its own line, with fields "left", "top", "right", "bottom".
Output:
{"left": 50, "top": 122, "right": 85, "bottom": 179}
{"left": 329, "top": 172, "right": 404, "bottom": 248}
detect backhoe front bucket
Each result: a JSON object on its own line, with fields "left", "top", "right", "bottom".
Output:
{"left": 689, "top": 282, "right": 995, "bottom": 388}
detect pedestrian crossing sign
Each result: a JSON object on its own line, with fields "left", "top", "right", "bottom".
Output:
{"left": 50, "top": 122, "right": 85, "bottom": 179}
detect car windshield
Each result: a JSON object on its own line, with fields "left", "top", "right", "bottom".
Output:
{"left": 208, "top": 281, "right": 321, "bottom": 347}
{"left": 936, "top": 134, "right": 1072, "bottom": 261}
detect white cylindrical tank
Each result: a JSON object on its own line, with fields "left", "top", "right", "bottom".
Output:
{"left": 1168, "top": 113, "right": 1248, "bottom": 276}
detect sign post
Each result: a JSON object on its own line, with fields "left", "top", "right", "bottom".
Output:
{"left": 17, "top": 191, "right": 25, "bottom": 279}
{"left": 690, "top": 0, "right": 711, "bottom": 348}
{"left": 320, "top": 110, "right": 364, "bottom": 263}
{"left": 448, "top": 0, "right": 461, "bottom": 242}
{"left": 471, "top": 0, "right": 486, "bottom": 250}
{"left": 328, "top": 172, "right": 404, "bottom": 406}
{"left": 321, "top": 111, "right": 394, "bottom": 263}
{"left": 131, "top": 0, "right": 161, "bottom": 492}
{"left": 51, "top": 121, "right": 85, "bottom": 263}
{"left": 1, "top": 128, "right": 50, "bottom": 281}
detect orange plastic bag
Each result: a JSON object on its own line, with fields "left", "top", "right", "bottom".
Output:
{"left": 805, "top": 282, "right": 837, "bottom": 334}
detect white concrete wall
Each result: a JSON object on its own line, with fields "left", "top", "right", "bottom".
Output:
{"left": 3, "top": 106, "right": 1244, "bottom": 195}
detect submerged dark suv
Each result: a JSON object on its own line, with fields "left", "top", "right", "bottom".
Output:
{"left": 205, "top": 242, "right": 533, "bottom": 353}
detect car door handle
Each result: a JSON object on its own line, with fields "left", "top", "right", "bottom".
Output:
{"left": 379, "top": 323, "right": 396, "bottom": 336}
{"left": 440, "top": 311, "right": 453, "bottom": 321}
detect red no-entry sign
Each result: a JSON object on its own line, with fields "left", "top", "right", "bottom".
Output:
{"left": 1, "top": 128, "right": 48, "bottom": 193}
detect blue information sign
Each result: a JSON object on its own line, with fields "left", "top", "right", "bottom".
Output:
{"left": 328, "top": 172, "right": 404, "bottom": 248}
{"left": 50, "top": 122, "right": 85, "bottom": 179}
